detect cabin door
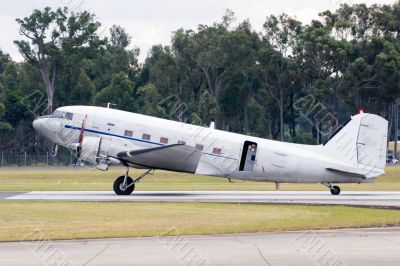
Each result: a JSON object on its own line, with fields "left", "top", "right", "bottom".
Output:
{"left": 239, "top": 141, "right": 257, "bottom": 171}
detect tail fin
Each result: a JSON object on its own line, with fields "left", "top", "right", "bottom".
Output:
{"left": 324, "top": 113, "right": 388, "bottom": 177}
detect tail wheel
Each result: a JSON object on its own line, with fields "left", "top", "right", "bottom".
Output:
{"left": 330, "top": 186, "right": 341, "bottom": 195}
{"left": 113, "top": 176, "right": 135, "bottom": 195}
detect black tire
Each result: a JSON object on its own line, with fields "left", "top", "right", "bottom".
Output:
{"left": 113, "top": 175, "right": 135, "bottom": 195}
{"left": 330, "top": 185, "right": 341, "bottom": 195}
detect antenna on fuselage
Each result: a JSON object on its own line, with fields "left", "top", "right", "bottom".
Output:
{"left": 107, "top": 103, "right": 117, "bottom": 109}
{"left": 209, "top": 121, "right": 215, "bottom": 129}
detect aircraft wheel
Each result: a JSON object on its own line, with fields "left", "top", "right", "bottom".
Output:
{"left": 113, "top": 175, "right": 135, "bottom": 195}
{"left": 330, "top": 186, "right": 341, "bottom": 195}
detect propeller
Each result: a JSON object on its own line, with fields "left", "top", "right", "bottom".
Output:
{"left": 74, "top": 114, "right": 87, "bottom": 165}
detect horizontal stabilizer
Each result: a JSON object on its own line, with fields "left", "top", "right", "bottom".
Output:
{"left": 117, "top": 144, "right": 202, "bottom": 173}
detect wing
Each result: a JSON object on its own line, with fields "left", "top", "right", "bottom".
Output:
{"left": 116, "top": 144, "right": 202, "bottom": 173}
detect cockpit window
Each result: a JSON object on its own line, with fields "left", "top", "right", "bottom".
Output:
{"left": 65, "top": 112, "right": 73, "bottom": 120}
{"left": 51, "top": 110, "right": 64, "bottom": 118}
{"left": 51, "top": 110, "right": 73, "bottom": 120}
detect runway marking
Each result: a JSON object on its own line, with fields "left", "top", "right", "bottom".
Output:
{"left": 4, "top": 191, "right": 400, "bottom": 207}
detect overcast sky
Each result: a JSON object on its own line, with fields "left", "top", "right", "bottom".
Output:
{"left": 0, "top": 0, "right": 395, "bottom": 62}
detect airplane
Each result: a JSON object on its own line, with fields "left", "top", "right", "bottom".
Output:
{"left": 32, "top": 105, "right": 388, "bottom": 196}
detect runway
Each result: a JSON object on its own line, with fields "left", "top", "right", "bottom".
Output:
{"left": 1, "top": 227, "right": 399, "bottom": 265}
{"left": 3, "top": 190, "right": 400, "bottom": 208}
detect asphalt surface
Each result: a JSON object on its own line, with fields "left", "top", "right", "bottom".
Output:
{"left": 1, "top": 227, "right": 399, "bottom": 265}
{"left": 3, "top": 190, "right": 400, "bottom": 208}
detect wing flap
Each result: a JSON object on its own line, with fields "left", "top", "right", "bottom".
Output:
{"left": 117, "top": 144, "right": 202, "bottom": 173}
{"left": 326, "top": 167, "right": 366, "bottom": 178}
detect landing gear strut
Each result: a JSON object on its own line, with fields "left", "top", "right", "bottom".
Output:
{"left": 322, "top": 182, "right": 341, "bottom": 195}
{"left": 113, "top": 167, "right": 153, "bottom": 195}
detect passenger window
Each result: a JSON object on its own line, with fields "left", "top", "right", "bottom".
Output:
{"left": 142, "top": 134, "right": 151, "bottom": 140}
{"left": 213, "top": 148, "right": 221, "bottom": 155}
{"left": 65, "top": 112, "right": 73, "bottom": 120}
{"left": 195, "top": 144, "right": 204, "bottom": 151}
{"left": 124, "top": 130, "right": 133, "bottom": 137}
{"left": 160, "top": 137, "right": 168, "bottom": 144}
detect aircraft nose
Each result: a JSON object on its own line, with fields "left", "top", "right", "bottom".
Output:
{"left": 32, "top": 117, "right": 43, "bottom": 133}
{"left": 32, "top": 118, "right": 41, "bottom": 132}
{"left": 32, "top": 116, "right": 54, "bottom": 138}
{"left": 32, "top": 116, "right": 66, "bottom": 144}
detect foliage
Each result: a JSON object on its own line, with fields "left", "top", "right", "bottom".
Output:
{"left": 136, "top": 83, "right": 164, "bottom": 117}
{"left": 94, "top": 72, "right": 136, "bottom": 111}
{"left": 0, "top": 2, "right": 399, "bottom": 153}
{"left": 71, "top": 68, "right": 96, "bottom": 105}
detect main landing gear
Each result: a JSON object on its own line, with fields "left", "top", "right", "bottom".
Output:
{"left": 113, "top": 167, "right": 153, "bottom": 195}
{"left": 322, "top": 182, "right": 341, "bottom": 195}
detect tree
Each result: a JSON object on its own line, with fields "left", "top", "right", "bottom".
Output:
{"left": 108, "top": 25, "right": 140, "bottom": 76}
{"left": 198, "top": 90, "right": 220, "bottom": 125}
{"left": 94, "top": 72, "right": 136, "bottom": 111}
{"left": 261, "top": 14, "right": 302, "bottom": 141}
{"left": 294, "top": 19, "right": 348, "bottom": 144}
{"left": 0, "top": 49, "right": 10, "bottom": 74}
{"left": 144, "top": 45, "right": 181, "bottom": 97}
{"left": 71, "top": 68, "right": 96, "bottom": 105}
{"left": 171, "top": 29, "right": 204, "bottom": 102}
{"left": 0, "top": 1, "right": 398, "bottom": 154}
{"left": 2, "top": 62, "right": 20, "bottom": 92}
{"left": 136, "top": 83, "right": 164, "bottom": 117}
{"left": 14, "top": 6, "right": 101, "bottom": 114}
{"left": 110, "top": 25, "right": 131, "bottom": 48}
{"left": 172, "top": 10, "right": 240, "bottom": 103}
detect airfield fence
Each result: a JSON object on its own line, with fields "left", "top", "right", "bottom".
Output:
{"left": 0, "top": 153, "right": 75, "bottom": 167}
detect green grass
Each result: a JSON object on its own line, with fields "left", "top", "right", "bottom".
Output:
{"left": 0, "top": 165, "right": 399, "bottom": 191}
{"left": 0, "top": 166, "right": 399, "bottom": 241}
{"left": 1, "top": 202, "right": 399, "bottom": 241}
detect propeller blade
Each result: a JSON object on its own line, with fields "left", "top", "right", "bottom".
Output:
{"left": 79, "top": 114, "right": 88, "bottom": 145}
{"left": 76, "top": 114, "right": 88, "bottom": 160}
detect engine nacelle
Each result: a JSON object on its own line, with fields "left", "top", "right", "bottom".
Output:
{"left": 78, "top": 136, "right": 102, "bottom": 163}
{"left": 77, "top": 136, "right": 121, "bottom": 167}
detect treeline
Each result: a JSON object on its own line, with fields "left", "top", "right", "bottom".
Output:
{"left": 0, "top": 3, "right": 399, "bottom": 154}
